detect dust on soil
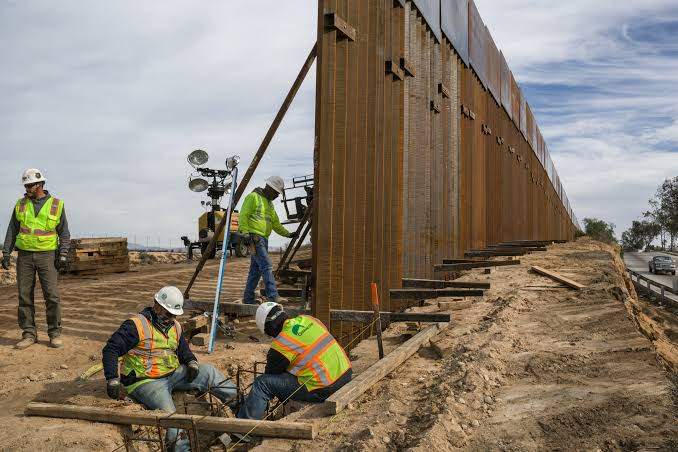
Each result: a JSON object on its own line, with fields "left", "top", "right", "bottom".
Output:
{"left": 259, "top": 238, "right": 677, "bottom": 451}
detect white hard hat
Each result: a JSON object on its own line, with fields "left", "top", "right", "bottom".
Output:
{"left": 22, "top": 168, "right": 46, "bottom": 185}
{"left": 256, "top": 301, "right": 282, "bottom": 335}
{"left": 265, "top": 176, "right": 285, "bottom": 194}
{"left": 154, "top": 286, "right": 184, "bottom": 315}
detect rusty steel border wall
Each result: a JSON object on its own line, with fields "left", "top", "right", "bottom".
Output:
{"left": 312, "top": 0, "right": 578, "bottom": 347}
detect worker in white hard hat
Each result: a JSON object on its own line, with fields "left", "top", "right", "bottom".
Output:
{"left": 102, "top": 286, "right": 237, "bottom": 452}
{"left": 237, "top": 302, "right": 352, "bottom": 420}
{"left": 238, "top": 176, "right": 298, "bottom": 305}
{"left": 2, "top": 168, "right": 70, "bottom": 349}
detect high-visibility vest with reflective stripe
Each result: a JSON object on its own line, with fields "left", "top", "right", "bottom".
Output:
{"left": 270, "top": 315, "right": 351, "bottom": 391}
{"left": 121, "top": 314, "right": 182, "bottom": 393}
{"left": 14, "top": 196, "right": 64, "bottom": 252}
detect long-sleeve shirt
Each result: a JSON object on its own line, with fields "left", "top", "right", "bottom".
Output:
{"left": 238, "top": 188, "right": 291, "bottom": 238}
{"left": 102, "top": 307, "right": 196, "bottom": 384}
{"left": 3, "top": 192, "right": 70, "bottom": 256}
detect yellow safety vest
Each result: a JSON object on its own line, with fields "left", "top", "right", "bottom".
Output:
{"left": 14, "top": 196, "right": 64, "bottom": 252}
{"left": 271, "top": 315, "right": 351, "bottom": 391}
{"left": 121, "top": 314, "right": 182, "bottom": 393}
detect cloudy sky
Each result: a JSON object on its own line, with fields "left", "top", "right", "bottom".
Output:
{"left": 1, "top": 1, "right": 677, "bottom": 248}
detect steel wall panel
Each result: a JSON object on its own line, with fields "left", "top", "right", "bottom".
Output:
{"left": 485, "top": 26, "right": 500, "bottom": 104}
{"left": 519, "top": 88, "right": 527, "bottom": 137}
{"left": 500, "top": 52, "right": 512, "bottom": 119}
{"left": 314, "top": 0, "right": 577, "bottom": 348}
{"left": 525, "top": 103, "right": 534, "bottom": 150}
{"left": 468, "top": 0, "right": 488, "bottom": 88}
{"left": 441, "top": 0, "right": 469, "bottom": 65}
{"left": 412, "top": 0, "right": 441, "bottom": 42}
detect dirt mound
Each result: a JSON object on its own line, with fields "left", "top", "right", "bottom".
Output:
{"left": 260, "top": 238, "right": 677, "bottom": 451}
{"left": 129, "top": 251, "right": 187, "bottom": 267}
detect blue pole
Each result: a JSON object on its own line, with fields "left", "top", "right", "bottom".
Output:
{"left": 207, "top": 166, "right": 239, "bottom": 353}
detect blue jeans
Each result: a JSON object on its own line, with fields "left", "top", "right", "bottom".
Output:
{"left": 131, "top": 364, "right": 237, "bottom": 452}
{"left": 237, "top": 372, "right": 325, "bottom": 420}
{"left": 243, "top": 236, "right": 278, "bottom": 304}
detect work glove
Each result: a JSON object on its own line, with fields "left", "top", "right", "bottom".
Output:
{"left": 106, "top": 378, "right": 122, "bottom": 400}
{"left": 54, "top": 254, "right": 68, "bottom": 271}
{"left": 186, "top": 360, "right": 200, "bottom": 382}
{"left": 288, "top": 231, "right": 299, "bottom": 240}
{"left": 1, "top": 255, "right": 10, "bottom": 271}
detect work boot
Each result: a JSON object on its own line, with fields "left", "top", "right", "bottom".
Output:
{"left": 49, "top": 336, "right": 63, "bottom": 348}
{"left": 15, "top": 336, "right": 36, "bottom": 350}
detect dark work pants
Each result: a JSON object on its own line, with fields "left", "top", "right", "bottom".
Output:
{"left": 16, "top": 250, "right": 62, "bottom": 339}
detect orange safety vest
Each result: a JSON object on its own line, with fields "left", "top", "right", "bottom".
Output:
{"left": 120, "top": 314, "right": 182, "bottom": 392}
{"left": 271, "top": 315, "right": 351, "bottom": 391}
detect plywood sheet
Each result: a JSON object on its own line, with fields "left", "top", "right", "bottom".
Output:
{"left": 441, "top": 0, "right": 469, "bottom": 65}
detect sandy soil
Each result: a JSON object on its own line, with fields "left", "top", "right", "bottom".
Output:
{"left": 259, "top": 238, "right": 677, "bottom": 451}
{"left": 0, "top": 239, "right": 675, "bottom": 451}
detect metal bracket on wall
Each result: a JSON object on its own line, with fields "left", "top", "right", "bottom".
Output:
{"left": 508, "top": 146, "right": 516, "bottom": 154}
{"left": 497, "top": 137, "right": 505, "bottom": 145}
{"left": 325, "top": 12, "right": 357, "bottom": 41}
{"left": 438, "top": 83, "right": 451, "bottom": 99}
{"left": 431, "top": 98, "right": 441, "bottom": 113}
{"left": 400, "top": 58, "right": 416, "bottom": 77}
{"left": 482, "top": 124, "right": 492, "bottom": 135}
{"left": 385, "top": 60, "right": 405, "bottom": 80}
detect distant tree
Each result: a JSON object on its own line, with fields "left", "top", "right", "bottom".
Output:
{"left": 582, "top": 218, "right": 616, "bottom": 244}
{"left": 620, "top": 220, "right": 660, "bottom": 251}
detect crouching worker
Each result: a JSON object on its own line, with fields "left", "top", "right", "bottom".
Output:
{"left": 102, "top": 286, "right": 237, "bottom": 452}
{"left": 238, "top": 302, "right": 352, "bottom": 420}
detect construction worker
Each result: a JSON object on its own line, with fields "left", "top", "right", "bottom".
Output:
{"left": 102, "top": 286, "right": 237, "bottom": 452}
{"left": 237, "top": 302, "right": 352, "bottom": 420}
{"left": 239, "top": 176, "right": 297, "bottom": 305}
{"left": 2, "top": 168, "right": 70, "bottom": 349}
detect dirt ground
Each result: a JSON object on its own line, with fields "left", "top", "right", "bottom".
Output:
{"left": 259, "top": 238, "right": 677, "bottom": 451}
{"left": 0, "top": 239, "right": 676, "bottom": 451}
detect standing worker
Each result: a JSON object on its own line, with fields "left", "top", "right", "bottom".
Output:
{"left": 2, "top": 169, "right": 70, "bottom": 349}
{"left": 237, "top": 302, "right": 352, "bottom": 420}
{"left": 239, "top": 176, "right": 297, "bottom": 305}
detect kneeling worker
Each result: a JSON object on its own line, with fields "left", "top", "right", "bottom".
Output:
{"left": 238, "top": 302, "right": 352, "bottom": 420}
{"left": 102, "top": 286, "right": 237, "bottom": 452}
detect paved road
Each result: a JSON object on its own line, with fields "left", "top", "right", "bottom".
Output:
{"left": 624, "top": 251, "right": 678, "bottom": 305}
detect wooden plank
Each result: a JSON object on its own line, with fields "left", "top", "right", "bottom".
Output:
{"left": 402, "top": 278, "right": 490, "bottom": 289}
{"left": 329, "top": 310, "right": 450, "bottom": 323}
{"left": 25, "top": 403, "right": 316, "bottom": 439}
{"left": 325, "top": 11, "right": 357, "bottom": 41}
{"left": 434, "top": 260, "right": 521, "bottom": 272}
{"left": 441, "top": 258, "right": 475, "bottom": 264}
{"left": 390, "top": 288, "right": 484, "bottom": 299}
{"left": 531, "top": 266, "right": 585, "bottom": 290}
{"left": 323, "top": 322, "right": 449, "bottom": 414}
{"left": 464, "top": 250, "right": 524, "bottom": 258}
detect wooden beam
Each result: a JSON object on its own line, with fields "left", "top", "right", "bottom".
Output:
{"left": 260, "top": 288, "right": 303, "bottom": 298}
{"left": 322, "top": 323, "right": 450, "bottom": 415}
{"left": 402, "top": 278, "right": 490, "bottom": 289}
{"left": 390, "top": 288, "right": 484, "bottom": 300}
{"left": 442, "top": 259, "right": 476, "bottom": 264}
{"left": 531, "top": 266, "right": 585, "bottom": 290}
{"left": 275, "top": 269, "right": 312, "bottom": 278}
{"left": 465, "top": 250, "right": 524, "bottom": 258}
{"left": 25, "top": 403, "right": 316, "bottom": 439}
{"left": 434, "top": 260, "right": 521, "bottom": 272}
{"left": 330, "top": 310, "right": 451, "bottom": 323}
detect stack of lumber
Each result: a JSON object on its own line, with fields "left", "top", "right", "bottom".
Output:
{"left": 65, "top": 237, "right": 129, "bottom": 275}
